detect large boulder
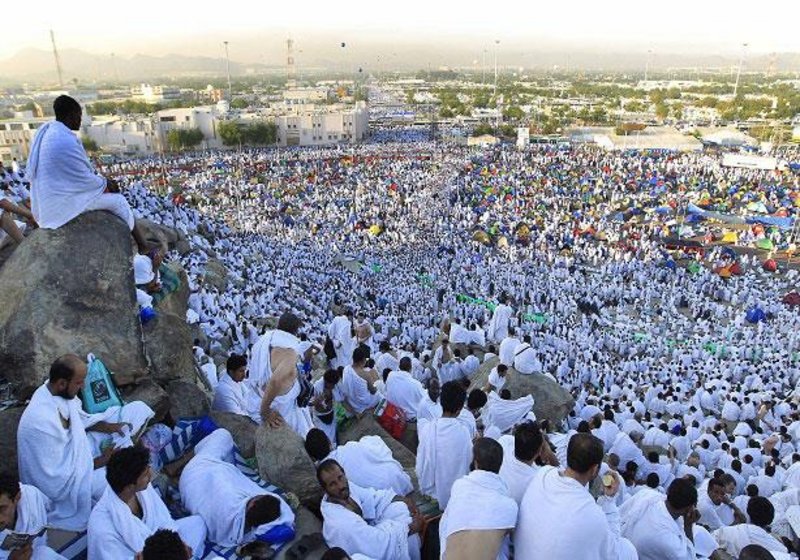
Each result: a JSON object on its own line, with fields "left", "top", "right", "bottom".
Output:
{"left": 275, "top": 506, "right": 326, "bottom": 560}
{"left": 255, "top": 423, "right": 322, "bottom": 506}
{"left": 471, "top": 357, "right": 575, "bottom": 427}
{"left": 339, "top": 415, "right": 418, "bottom": 490}
{"left": 0, "top": 212, "right": 148, "bottom": 399}
{"left": 0, "top": 407, "right": 24, "bottom": 478}
{"left": 166, "top": 380, "right": 210, "bottom": 420}
{"left": 122, "top": 379, "right": 170, "bottom": 423}
{"left": 136, "top": 219, "right": 189, "bottom": 255}
{"left": 143, "top": 311, "right": 195, "bottom": 384}
{"left": 203, "top": 259, "right": 228, "bottom": 291}
{"left": 210, "top": 411, "right": 258, "bottom": 458}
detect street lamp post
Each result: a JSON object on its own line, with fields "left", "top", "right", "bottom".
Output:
{"left": 223, "top": 41, "right": 232, "bottom": 101}
{"left": 733, "top": 42, "right": 748, "bottom": 98}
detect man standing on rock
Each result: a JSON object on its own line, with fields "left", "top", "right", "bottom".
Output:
{"left": 253, "top": 312, "right": 314, "bottom": 437}
{"left": 26, "top": 95, "right": 146, "bottom": 250}
{"left": 16, "top": 354, "right": 154, "bottom": 531}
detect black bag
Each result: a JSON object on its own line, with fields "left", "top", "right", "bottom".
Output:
{"left": 296, "top": 370, "right": 315, "bottom": 408}
{"left": 323, "top": 336, "right": 336, "bottom": 360}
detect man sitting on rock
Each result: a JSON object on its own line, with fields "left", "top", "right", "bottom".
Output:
{"left": 304, "top": 428, "right": 413, "bottom": 497}
{"left": 88, "top": 446, "right": 206, "bottom": 560}
{"left": 317, "top": 459, "right": 423, "bottom": 560}
{"left": 179, "top": 429, "right": 294, "bottom": 548}
{"left": 0, "top": 472, "right": 66, "bottom": 560}
{"left": 138, "top": 529, "right": 224, "bottom": 560}
{"left": 26, "top": 94, "right": 146, "bottom": 250}
{"left": 0, "top": 193, "right": 35, "bottom": 248}
{"left": 16, "top": 354, "right": 154, "bottom": 531}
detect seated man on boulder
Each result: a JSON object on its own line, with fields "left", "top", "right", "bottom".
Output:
{"left": 88, "top": 446, "right": 206, "bottom": 560}
{"left": 304, "top": 428, "right": 413, "bottom": 497}
{"left": 317, "top": 459, "right": 423, "bottom": 560}
{"left": 26, "top": 94, "right": 146, "bottom": 250}
{"left": 138, "top": 530, "right": 224, "bottom": 560}
{"left": 0, "top": 472, "right": 66, "bottom": 560}
{"left": 16, "top": 354, "right": 154, "bottom": 531}
{"left": 179, "top": 429, "right": 294, "bottom": 548}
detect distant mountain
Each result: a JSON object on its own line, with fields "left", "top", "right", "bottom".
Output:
{"left": 0, "top": 48, "right": 274, "bottom": 85}
{"left": 0, "top": 45, "right": 798, "bottom": 85}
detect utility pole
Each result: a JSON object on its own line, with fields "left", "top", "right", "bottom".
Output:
{"left": 223, "top": 41, "right": 232, "bottom": 100}
{"left": 493, "top": 39, "right": 500, "bottom": 99}
{"left": 50, "top": 29, "right": 64, "bottom": 88}
{"left": 644, "top": 49, "right": 652, "bottom": 82}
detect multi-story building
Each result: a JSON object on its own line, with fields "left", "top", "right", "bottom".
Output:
{"left": 273, "top": 102, "right": 368, "bottom": 147}
{"left": 131, "top": 84, "right": 182, "bottom": 104}
{"left": 0, "top": 117, "right": 48, "bottom": 165}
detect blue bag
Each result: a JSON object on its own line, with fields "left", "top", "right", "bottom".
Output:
{"left": 80, "top": 353, "right": 124, "bottom": 414}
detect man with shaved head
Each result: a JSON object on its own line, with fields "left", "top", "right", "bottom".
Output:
{"left": 16, "top": 354, "right": 154, "bottom": 531}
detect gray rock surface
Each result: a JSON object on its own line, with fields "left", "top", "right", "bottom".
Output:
{"left": 471, "top": 357, "right": 575, "bottom": 427}
{"left": 143, "top": 311, "right": 195, "bottom": 384}
{"left": 0, "top": 407, "right": 24, "bottom": 478}
{"left": 122, "top": 379, "right": 170, "bottom": 423}
{"left": 203, "top": 259, "right": 228, "bottom": 291}
{"left": 210, "top": 411, "right": 258, "bottom": 458}
{"left": 167, "top": 380, "right": 210, "bottom": 420}
{"left": 0, "top": 212, "right": 148, "bottom": 399}
{"left": 255, "top": 423, "right": 322, "bottom": 506}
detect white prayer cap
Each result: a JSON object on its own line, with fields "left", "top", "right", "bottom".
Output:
{"left": 134, "top": 255, "right": 155, "bottom": 285}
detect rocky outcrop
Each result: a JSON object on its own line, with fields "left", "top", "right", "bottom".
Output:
{"left": 167, "top": 380, "right": 210, "bottom": 420}
{"left": 123, "top": 379, "right": 170, "bottom": 423}
{"left": 136, "top": 219, "right": 191, "bottom": 255}
{"left": 210, "top": 411, "right": 258, "bottom": 458}
{"left": 0, "top": 212, "right": 148, "bottom": 399}
{"left": 471, "top": 357, "right": 575, "bottom": 427}
{"left": 143, "top": 309, "right": 195, "bottom": 384}
{"left": 203, "top": 259, "right": 228, "bottom": 291}
{"left": 0, "top": 407, "right": 24, "bottom": 477}
{"left": 255, "top": 423, "right": 322, "bottom": 506}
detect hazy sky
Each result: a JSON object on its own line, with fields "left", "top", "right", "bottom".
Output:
{"left": 3, "top": 0, "right": 798, "bottom": 60}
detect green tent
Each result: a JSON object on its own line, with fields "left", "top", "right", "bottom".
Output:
{"left": 756, "top": 238, "right": 775, "bottom": 251}
{"left": 687, "top": 262, "right": 701, "bottom": 275}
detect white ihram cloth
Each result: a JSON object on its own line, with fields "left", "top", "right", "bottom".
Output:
{"left": 439, "top": 470, "right": 518, "bottom": 560}
{"left": 512, "top": 344, "right": 539, "bottom": 375}
{"left": 497, "top": 436, "right": 539, "bottom": 505}
{"left": 87, "top": 484, "right": 206, "bottom": 560}
{"left": 385, "top": 370, "right": 426, "bottom": 420}
{"left": 180, "top": 429, "right": 295, "bottom": 547}
{"left": 16, "top": 383, "right": 149, "bottom": 531}
{"left": 514, "top": 466, "right": 638, "bottom": 560}
{"left": 212, "top": 373, "right": 249, "bottom": 415}
{"left": 28, "top": 121, "right": 131, "bottom": 230}
{"left": 341, "top": 366, "right": 381, "bottom": 414}
{"left": 327, "top": 436, "right": 414, "bottom": 496}
{"left": 416, "top": 396, "right": 442, "bottom": 429}
{"left": 320, "top": 483, "right": 420, "bottom": 560}
{"left": 622, "top": 498, "right": 695, "bottom": 560}
{"left": 328, "top": 315, "right": 356, "bottom": 368}
{"left": 481, "top": 392, "right": 534, "bottom": 434}
{"left": 246, "top": 330, "right": 300, "bottom": 422}
{"left": 416, "top": 417, "right": 472, "bottom": 509}
{"left": 488, "top": 304, "right": 513, "bottom": 343}
{"left": 271, "top": 378, "right": 314, "bottom": 438}
{"left": 0, "top": 485, "right": 66, "bottom": 560}
{"left": 713, "top": 524, "right": 788, "bottom": 558}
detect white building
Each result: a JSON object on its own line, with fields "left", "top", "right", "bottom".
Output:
{"left": 154, "top": 106, "right": 221, "bottom": 149}
{"left": 283, "top": 87, "right": 329, "bottom": 104}
{"left": 131, "top": 84, "right": 182, "bottom": 104}
{"left": 82, "top": 117, "right": 159, "bottom": 154}
{"left": 274, "top": 102, "right": 368, "bottom": 147}
{"left": 0, "top": 118, "right": 48, "bottom": 165}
